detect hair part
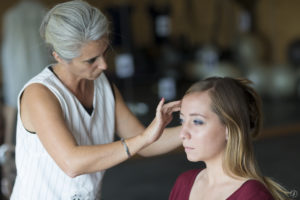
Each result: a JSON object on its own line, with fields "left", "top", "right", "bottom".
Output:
{"left": 40, "top": 0, "right": 109, "bottom": 62}
{"left": 184, "top": 77, "right": 296, "bottom": 200}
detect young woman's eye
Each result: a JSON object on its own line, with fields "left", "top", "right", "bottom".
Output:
{"left": 193, "top": 119, "right": 204, "bottom": 125}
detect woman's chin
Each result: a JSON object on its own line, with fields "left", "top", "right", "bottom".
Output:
{"left": 186, "top": 154, "right": 200, "bottom": 162}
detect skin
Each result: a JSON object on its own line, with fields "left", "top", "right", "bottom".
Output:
{"left": 179, "top": 91, "right": 248, "bottom": 200}
{"left": 20, "top": 37, "right": 181, "bottom": 178}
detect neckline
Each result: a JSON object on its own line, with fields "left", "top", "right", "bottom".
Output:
{"left": 47, "top": 66, "right": 95, "bottom": 116}
{"left": 226, "top": 179, "right": 253, "bottom": 199}
{"left": 191, "top": 169, "right": 252, "bottom": 199}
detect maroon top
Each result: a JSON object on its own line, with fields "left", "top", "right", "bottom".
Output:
{"left": 169, "top": 169, "right": 274, "bottom": 200}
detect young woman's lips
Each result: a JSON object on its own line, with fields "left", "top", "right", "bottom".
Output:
{"left": 184, "top": 146, "right": 194, "bottom": 152}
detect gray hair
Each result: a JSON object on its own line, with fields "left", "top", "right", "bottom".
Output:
{"left": 40, "top": 0, "right": 109, "bottom": 62}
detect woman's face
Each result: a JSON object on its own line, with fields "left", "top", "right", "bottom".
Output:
{"left": 65, "top": 37, "right": 109, "bottom": 80}
{"left": 179, "top": 91, "right": 227, "bottom": 163}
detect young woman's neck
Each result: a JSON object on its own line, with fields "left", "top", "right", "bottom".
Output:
{"left": 204, "top": 157, "right": 229, "bottom": 185}
{"left": 204, "top": 156, "right": 247, "bottom": 186}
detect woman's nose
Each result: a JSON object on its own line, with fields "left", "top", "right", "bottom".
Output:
{"left": 180, "top": 124, "right": 191, "bottom": 140}
{"left": 97, "top": 57, "right": 107, "bottom": 70}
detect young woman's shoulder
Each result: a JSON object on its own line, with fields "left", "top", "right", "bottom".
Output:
{"left": 228, "top": 179, "right": 274, "bottom": 200}
{"left": 178, "top": 169, "right": 202, "bottom": 180}
{"left": 169, "top": 169, "right": 203, "bottom": 200}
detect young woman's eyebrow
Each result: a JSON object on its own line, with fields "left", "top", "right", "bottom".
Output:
{"left": 180, "top": 112, "right": 206, "bottom": 118}
{"left": 189, "top": 113, "right": 206, "bottom": 118}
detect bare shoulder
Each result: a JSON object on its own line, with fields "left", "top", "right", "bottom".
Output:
{"left": 22, "top": 83, "right": 56, "bottom": 100}
{"left": 21, "top": 83, "right": 61, "bottom": 109}
{"left": 21, "top": 83, "right": 63, "bottom": 132}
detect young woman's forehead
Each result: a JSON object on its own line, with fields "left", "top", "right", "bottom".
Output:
{"left": 181, "top": 92, "right": 212, "bottom": 114}
{"left": 183, "top": 91, "right": 211, "bottom": 104}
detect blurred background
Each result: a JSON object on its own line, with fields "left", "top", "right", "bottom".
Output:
{"left": 0, "top": 0, "right": 299, "bottom": 199}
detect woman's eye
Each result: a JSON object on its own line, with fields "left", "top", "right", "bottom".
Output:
{"left": 193, "top": 119, "right": 204, "bottom": 125}
{"left": 87, "top": 57, "right": 97, "bottom": 64}
{"left": 179, "top": 118, "right": 184, "bottom": 124}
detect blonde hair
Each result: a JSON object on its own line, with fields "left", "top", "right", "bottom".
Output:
{"left": 185, "top": 77, "right": 296, "bottom": 200}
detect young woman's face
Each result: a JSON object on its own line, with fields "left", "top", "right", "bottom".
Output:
{"left": 179, "top": 91, "right": 227, "bottom": 162}
{"left": 66, "top": 37, "right": 109, "bottom": 80}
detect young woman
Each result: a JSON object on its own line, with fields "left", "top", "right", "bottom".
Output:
{"left": 10, "top": 1, "right": 181, "bottom": 199}
{"left": 169, "top": 77, "right": 295, "bottom": 200}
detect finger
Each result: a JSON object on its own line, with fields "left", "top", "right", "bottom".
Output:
{"left": 164, "top": 100, "right": 181, "bottom": 108}
{"left": 165, "top": 101, "right": 181, "bottom": 112}
{"left": 161, "top": 107, "right": 177, "bottom": 119}
{"left": 156, "top": 97, "right": 165, "bottom": 113}
{"left": 169, "top": 104, "right": 181, "bottom": 112}
{"left": 163, "top": 101, "right": 181, "bottom": 114}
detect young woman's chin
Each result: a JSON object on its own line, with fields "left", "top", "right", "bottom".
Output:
{"left": 185, "top": 154, "right": 201, "bottom": 162}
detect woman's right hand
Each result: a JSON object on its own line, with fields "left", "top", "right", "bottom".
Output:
{"left": 142, "top": 98, "right": 181, "bottom": 145}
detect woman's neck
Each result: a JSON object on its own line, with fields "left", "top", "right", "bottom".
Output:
{"left": 51, "top": 63, "right": 94, "bottom": 109}
{"left": 203, "top": 158, "right": 248, "bottom": 187}
{"left": 203, "top": 158, "right": 229, "bottom": 185}
{"left": 52, "top": 63, "right": 91, "bottom": 94}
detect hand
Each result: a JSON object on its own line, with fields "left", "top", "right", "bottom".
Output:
{"left": 143, "top": 98, "right": 181, "bottom": 144}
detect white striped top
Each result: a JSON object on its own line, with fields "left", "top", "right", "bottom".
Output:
{"left": 11, "top": 66, "right": 115, "bottom": 200}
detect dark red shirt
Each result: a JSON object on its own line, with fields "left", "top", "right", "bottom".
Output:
{"left": 169, "top": 169, "right": 274, "bottom": 200}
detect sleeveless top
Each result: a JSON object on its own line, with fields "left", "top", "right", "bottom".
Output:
{"left": 11, "top": 66, "right": 115, "bottom": 200}
{"left": 169, "top": 169, "right": 274, "bottom": 200}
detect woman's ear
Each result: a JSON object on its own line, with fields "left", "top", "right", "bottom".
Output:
{"left": 52, "top": 51, "right": 64, "bottom": 63}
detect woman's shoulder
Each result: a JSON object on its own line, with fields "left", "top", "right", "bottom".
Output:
{"left": 177, "top": 169, "right": 203, "bottom": 181}
{"left": 22, "top": 66, "right": 56, "bottom": 89}
{"left": 228, "top": 179, "right": 274, "bottom": 200}
{"left": 240, "top": 179, "right": 272, "bottom": 194}
{"left": 169, "top": 169, "right": 204, "bottom": 200}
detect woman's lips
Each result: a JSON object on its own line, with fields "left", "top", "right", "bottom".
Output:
{"left": 184, "top": 146, "right": 194, "bottom": 152}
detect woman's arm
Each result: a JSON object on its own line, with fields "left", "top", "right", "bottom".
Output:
{"left": 113, "top": 84, "right": 182, "bottom": 157}
{"left": 138, "top": 126, "right": 182, "bottom": 157}
{"left": 20, "top": 83, "right": 173, "bottom": 178}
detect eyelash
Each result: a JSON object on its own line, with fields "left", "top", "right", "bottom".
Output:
{"left": 87, "top": 48, "right": 110, "bottom": 64}
{"left": 87, "top": 58, "right": 97, "bottom": 64}
{"left": 179, "top": 118, "right": 204, "bottom": 125}
{"left": 193, "top": 119, "right": 204, "bottom": 125}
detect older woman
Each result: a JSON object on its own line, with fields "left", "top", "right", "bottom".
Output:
{"left": 10, "top": 1, "right": 181, "bottom": 199}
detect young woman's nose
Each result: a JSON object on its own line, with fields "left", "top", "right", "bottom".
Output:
{"left": 179, "top": 124, "right": 191, "bottom": 140}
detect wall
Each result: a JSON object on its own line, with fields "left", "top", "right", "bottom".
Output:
{"left": 0, "top": 0, "right": 299, "bottom": 64}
